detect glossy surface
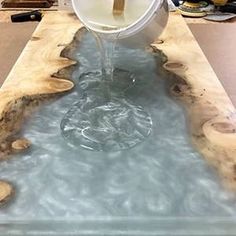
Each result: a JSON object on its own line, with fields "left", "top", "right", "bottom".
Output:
{"left": 1, "top": 32, "right": 236, "bottom": 235}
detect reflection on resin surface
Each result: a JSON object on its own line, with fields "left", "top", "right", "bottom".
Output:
{"left": 61, "top": 69, "right": 152, "bottom": 151}
{"left": 1, "top": 31, "right": 236, "bottom": 223}
{"left": 61, "top": 32, "right": 153, "bottom": 151}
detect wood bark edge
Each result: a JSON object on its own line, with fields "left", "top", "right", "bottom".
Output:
{"left": 0, "top": 11, "right": 236, "bottom": 193}
{"left": 0, "top": 12, "right": 85, "bottom": 161}
{"left": 0, "top": 181, "right": 14, "bottom": 206}
{"left": 152, "top": 12, "right": 236, "bottom": 190}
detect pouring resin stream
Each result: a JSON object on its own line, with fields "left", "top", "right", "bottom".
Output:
{"left": 61, "top": 1, "right": 156, "bottom": 151}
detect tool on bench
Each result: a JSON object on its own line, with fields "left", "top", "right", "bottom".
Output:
{"left": 11, "top": 10, "right": 42, "bottom": 22}
{"left": 219, "top": 1, "right": 236, "bottom": 13}
{"left": 178, "top": 0, "right": 208, "bottom": 17}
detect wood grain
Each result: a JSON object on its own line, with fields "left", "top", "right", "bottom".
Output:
{"left": 0, "top": 11, "right": 236, "bottom": 191}
{"left": 0, "top": 181, "right": 14, "bottom": 206}
{"left": 153, "top": 12, "right": 236, "bottom": 190}
{"left": 0, "top": 11, "right": 82, "bottom": 160}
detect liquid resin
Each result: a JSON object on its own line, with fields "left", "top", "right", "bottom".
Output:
{"left": 61, "top": 32, "right": 153, "bottom": 151}
{"left": 1, "top": 31, "right": 236, "bottom": 235}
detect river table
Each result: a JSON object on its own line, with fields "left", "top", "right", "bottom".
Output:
{"left": 0, "top": 11, "right": 236, "bottom": 235}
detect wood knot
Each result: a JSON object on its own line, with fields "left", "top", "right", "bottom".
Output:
{"left": 171, "top": 84, "right": 190, "bottom": 97}
{"left": 172, "top": 85, "right": 181, "bottom": 94}
{"left": 163, "top": 61, "right": 187, "bottom": 73}
{"left": 11, "top": 138, "right": 31, "bottom": 151}
{"left": 212, "top": 122, "right": 236, "bottom": 134}
{"left": 155, "top": 39, "right": 164, "bottom": 44}
{"left": 57, "top": 43, "right": 67, "bottom": 47}
{"left": 0, "top": 181, "right": 14, "bottom": 206}
{"left": 31, "top": 36, "right": 41, "bottom": 41}
{"left": 47, "top": 79, "right": 74, "bottom": 93}
{"left": 202, "top": 118, "right": 236, "bottom": 148}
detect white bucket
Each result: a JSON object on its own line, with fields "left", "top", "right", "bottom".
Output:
{"left": 72, "top": 0, "right": 169, "bottom": 47}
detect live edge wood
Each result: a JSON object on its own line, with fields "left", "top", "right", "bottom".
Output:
{"left": 0, "top": 11, "right": 80, "bottom": 161}
{"left": 0, "top": 11, "right": 236, "bottom": 191}
{"left": 153, "top": 12, "right": 236, "bottom": 190}
{"left": 0, "top": 181, "right": 14, "bottom": 205}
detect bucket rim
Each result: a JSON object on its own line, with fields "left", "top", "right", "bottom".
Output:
{"left": 72, "top": 0, "right": 161, "bottom": 37}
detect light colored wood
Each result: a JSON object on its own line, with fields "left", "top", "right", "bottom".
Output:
{"left": 0, "top": 181, "right": 14, "bottom": 206}
{"left": 153, "top": 11, "right": 236, "bottom": 190}
{"left": 0, "top": 11, "right": 82, "bottom": 160}
{"left": 11, "top": 138, "right": 30, "bottom": 150}
{"left": 0, "top": 11, "right": 236, "bottom": 190}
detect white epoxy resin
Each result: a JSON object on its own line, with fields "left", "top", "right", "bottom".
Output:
{"left": 1, "top": 32, "right": 236, "bottom": 235}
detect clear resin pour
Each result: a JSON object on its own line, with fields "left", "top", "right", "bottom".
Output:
{"left": 1, "top": 31, "right": 236, "bottom": 235}
{"left": 61, "top": 32, "right": 153, "bottom": 151}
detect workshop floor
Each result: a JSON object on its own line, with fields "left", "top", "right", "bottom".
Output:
{"left": 0, "top": 20, "right": 235, "bottom": 107}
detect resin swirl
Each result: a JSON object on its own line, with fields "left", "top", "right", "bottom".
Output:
{"left": 61, "top": 70, "right": 152, "bottom": 151}
{"left": 1, "top": 31, "right": 236, "bottom": 228}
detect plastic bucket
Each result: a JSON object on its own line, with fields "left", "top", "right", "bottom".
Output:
{"left": 72, "top": 0, "right": 168, "bottom": 47}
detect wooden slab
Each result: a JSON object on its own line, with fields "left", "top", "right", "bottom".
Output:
{"left": 0, "top": 11, "right": 79, "bottom": 160}
{"left": 153, "top": 12, "right": 236, "bottom": 189}
{"left": 0, "top": 11, "right": 236, "bottom": 191}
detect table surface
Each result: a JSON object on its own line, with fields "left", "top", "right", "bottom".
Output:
{"left": 0, "top": 10, "right": 235, "bottom": 106}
